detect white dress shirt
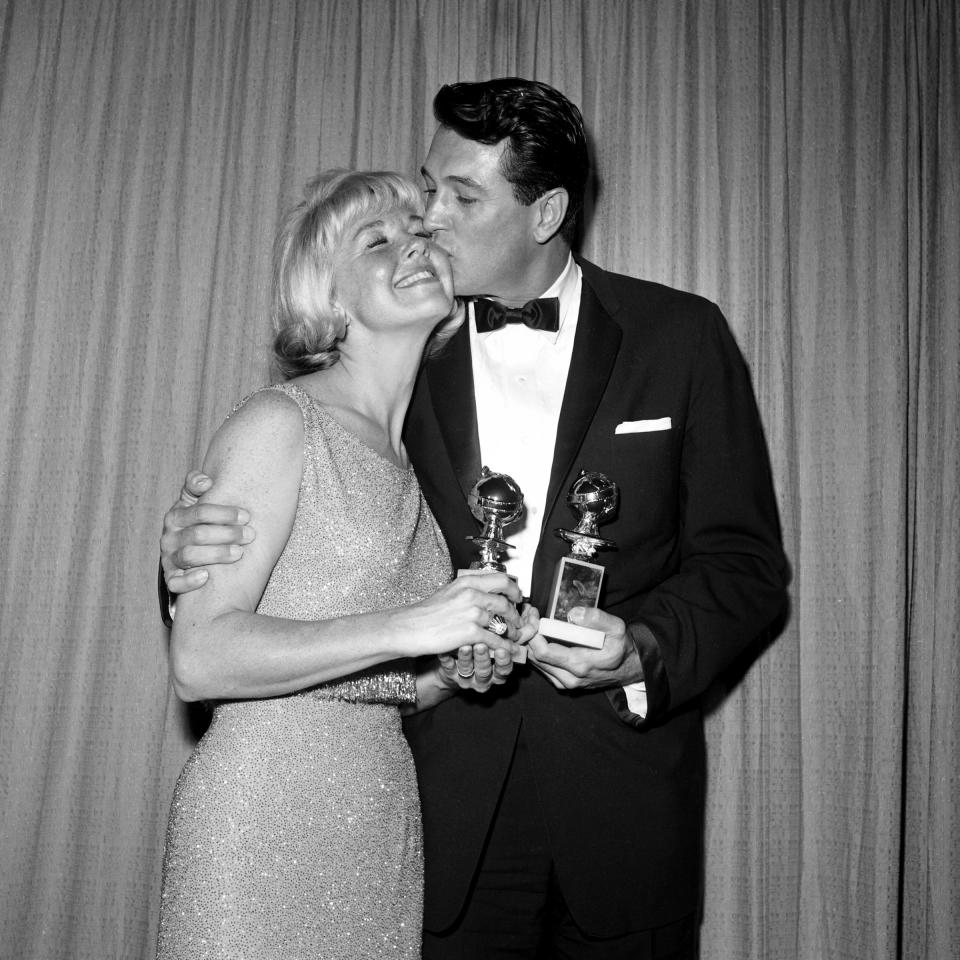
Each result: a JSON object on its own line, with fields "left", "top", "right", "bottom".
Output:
{"left": 469, "top": 255, "right": 647, "bottom": 717}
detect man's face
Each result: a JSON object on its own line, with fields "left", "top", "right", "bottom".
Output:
{"left": 420, "top": 126, "right": 541, "bottom": 301}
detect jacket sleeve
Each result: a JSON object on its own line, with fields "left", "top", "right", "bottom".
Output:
{"left": 158, "top": 561, "right": 174, "bottom": 629}
{"left": 617, "top": 304, "right": 788, "bottom": 725}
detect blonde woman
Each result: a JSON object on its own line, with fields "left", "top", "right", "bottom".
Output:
{"left": 156, "top": 170, "right": 534, "bottom": 959}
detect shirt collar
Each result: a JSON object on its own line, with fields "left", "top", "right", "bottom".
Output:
{"left": 470, "top": 253, "right": 580, "bottom": 345}
{"left": 537, "top": 253, "right": 579, "bottom": 344}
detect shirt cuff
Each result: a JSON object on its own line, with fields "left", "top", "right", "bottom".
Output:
{"left": 604, "top": 620, "right": 668, "bottom": 728}
{"left": 622, "top": 681, "right": 647, "bottom": 718}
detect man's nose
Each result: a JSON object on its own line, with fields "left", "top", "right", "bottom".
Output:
{"left": 422, "top": 195, "right": 445, "bottom": 232}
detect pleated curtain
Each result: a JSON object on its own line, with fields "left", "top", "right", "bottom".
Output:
{"left": 0, "top": 2, "right": 956, "bottom": 958}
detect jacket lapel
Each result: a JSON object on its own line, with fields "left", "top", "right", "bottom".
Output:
{"left": 425, "top": 322, "right": 482, "bottom": 502}
{"left": 421, "top": 263, "right": 623, "bottom": 594}
{"left": 541, "top": 265, "right": 623, "bottom": 537}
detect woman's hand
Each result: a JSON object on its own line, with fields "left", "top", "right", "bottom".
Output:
{"left": 391, "top": 571, "right": 524, "bottom": 659}
{"left": 400, "top": 580, "right": 539, "bottom": 711}
{"left": 435, "top": 602, "right": 541, "bottom": 693}
{"left": 437, "top": 642, "right": 513, "bottom": 692}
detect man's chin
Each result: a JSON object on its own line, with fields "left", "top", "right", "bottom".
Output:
{"left": 450, "top": 269, "right": 482, "bottom": 299}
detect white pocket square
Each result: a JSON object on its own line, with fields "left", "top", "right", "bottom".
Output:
{"left": 615, "top": 417, "right": 672, "bottom": 434}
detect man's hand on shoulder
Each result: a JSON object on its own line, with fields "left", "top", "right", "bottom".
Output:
{"left": 526, "top": 607, "right": 642, "bottom": 691}
{"left": 161, "top": 470, "right": 255, "bottom": 595}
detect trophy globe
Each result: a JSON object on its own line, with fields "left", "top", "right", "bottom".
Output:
{"left": 557, "top": 471, "right": 619, "bottom": 557}
{"left": 466, "top": 467, "right": 524, "bottom": 571}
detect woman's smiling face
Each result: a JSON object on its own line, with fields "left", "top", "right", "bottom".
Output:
{"left": 332, "top": 208, "right": 454, "bottom": 334}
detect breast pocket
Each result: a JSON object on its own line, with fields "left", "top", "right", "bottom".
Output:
{"left": 614, "top": 417, "right": 672, "bottom": 435}
{"left": 604, "top": 419, "right": 680, "bottom": 542}
{"left": 607, "top": 417, "right": 676, "bottom": 478}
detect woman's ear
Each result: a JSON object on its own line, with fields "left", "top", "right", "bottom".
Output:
{"left": 331, "top": 300, "right": 350, "bottom": 334}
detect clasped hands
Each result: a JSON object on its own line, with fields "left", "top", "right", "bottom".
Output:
{"left": 436, "top": 588, "right": 641, "bottom": 694}
{"left": 162, "top": 472, "right": 641, "bottom": 695}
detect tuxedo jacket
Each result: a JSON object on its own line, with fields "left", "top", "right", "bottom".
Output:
{"left": 402, "top": 257, "right": 788, "bottom": 936}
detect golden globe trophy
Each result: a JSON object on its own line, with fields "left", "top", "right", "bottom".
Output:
{"left": 466, "top": 467, "right": 526, "bottom": 662}
{"left": 539, "top": 471, "right": 618, "bottom": 648}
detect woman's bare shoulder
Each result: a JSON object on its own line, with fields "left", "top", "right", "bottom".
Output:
{"left": 203, "top": 387, "right": 305, "bottom": 478}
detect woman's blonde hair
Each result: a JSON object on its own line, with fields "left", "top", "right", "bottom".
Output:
{"left": 271, "top": 169, "right": 425, "bottom": 378}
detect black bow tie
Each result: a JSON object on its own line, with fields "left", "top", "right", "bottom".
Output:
{"left": 473, "top": 297, "right": 560, "bottom": 333}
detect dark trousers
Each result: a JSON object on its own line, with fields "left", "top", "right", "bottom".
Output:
{"left": 421, "top": 730, "right": 698, "bottom": 960}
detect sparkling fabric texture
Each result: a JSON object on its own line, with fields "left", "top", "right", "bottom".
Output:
{"left": 157, "top": 383, "right": 452, "bottom": 959}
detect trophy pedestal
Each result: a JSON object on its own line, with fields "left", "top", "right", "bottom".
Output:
{"left": 539, "top": 616, "right": 605, "bottom": 649}
{"left": 539, "top": 554, "right": 607, "bottom": 648}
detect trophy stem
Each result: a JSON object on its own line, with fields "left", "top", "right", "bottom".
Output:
{"left": 466, "top": 536, "right": 512, "bottom": 572}
{"left": 557, "top": 527, "right": 615, "bottom": 559}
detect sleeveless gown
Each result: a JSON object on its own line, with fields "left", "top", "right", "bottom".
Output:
{"left": 157, "top": 383, "right": 452, "bottom": 959}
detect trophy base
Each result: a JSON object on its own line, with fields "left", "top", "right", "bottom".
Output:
{"left": 539, "top": 617, "right": 605, "bottom": 648}
{"left": 542, "top": 554, "right": 605, "bottom": 649}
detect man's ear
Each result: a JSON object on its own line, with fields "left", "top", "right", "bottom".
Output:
{"left": 532, "top": 188, "right": 569, "bottom": 244}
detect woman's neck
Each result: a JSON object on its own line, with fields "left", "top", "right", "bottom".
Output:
{"left": 296, "top": 335, "right": 425, "bottom": 466}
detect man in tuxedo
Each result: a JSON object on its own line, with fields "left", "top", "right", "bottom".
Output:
{"left": 161, "top": 78, "right": 787, "bottom": 959}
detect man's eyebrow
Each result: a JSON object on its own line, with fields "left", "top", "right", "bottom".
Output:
{"left": 420, "top": 167, "right": 484, "bottom": 191}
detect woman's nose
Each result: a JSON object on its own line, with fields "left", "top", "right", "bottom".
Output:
{"left": 405, "top": 234, "right": 428, "bottom": 257}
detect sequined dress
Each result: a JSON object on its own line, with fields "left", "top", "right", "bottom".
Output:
{"left": 157, "top": 383, "right": 452, "bottom": 959}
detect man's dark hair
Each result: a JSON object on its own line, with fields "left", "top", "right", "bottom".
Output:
{"left": 433, "top": 78, "right": 589, "bottom": 244}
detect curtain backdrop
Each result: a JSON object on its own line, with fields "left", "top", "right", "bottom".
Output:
{"left": 0, "top": 2, "right": 956, "bottom": 958}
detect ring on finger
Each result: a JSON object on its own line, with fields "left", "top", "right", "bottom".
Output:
{"left": 486, "top": 615, "right": 508, "bottom": 636}
{"left": 456, "top": 664, "right": 475, "bottom": 679}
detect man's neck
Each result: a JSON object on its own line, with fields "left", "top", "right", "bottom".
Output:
{"left": 481, "top": 243, "right": 571, "bottom": 306}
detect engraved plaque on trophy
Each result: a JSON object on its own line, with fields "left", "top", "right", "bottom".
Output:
{"left": 465, "top": 467, "right": 527, "bottom": 662}
{"left": 539, "top": 471, "right": 618, "bottom": 648}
